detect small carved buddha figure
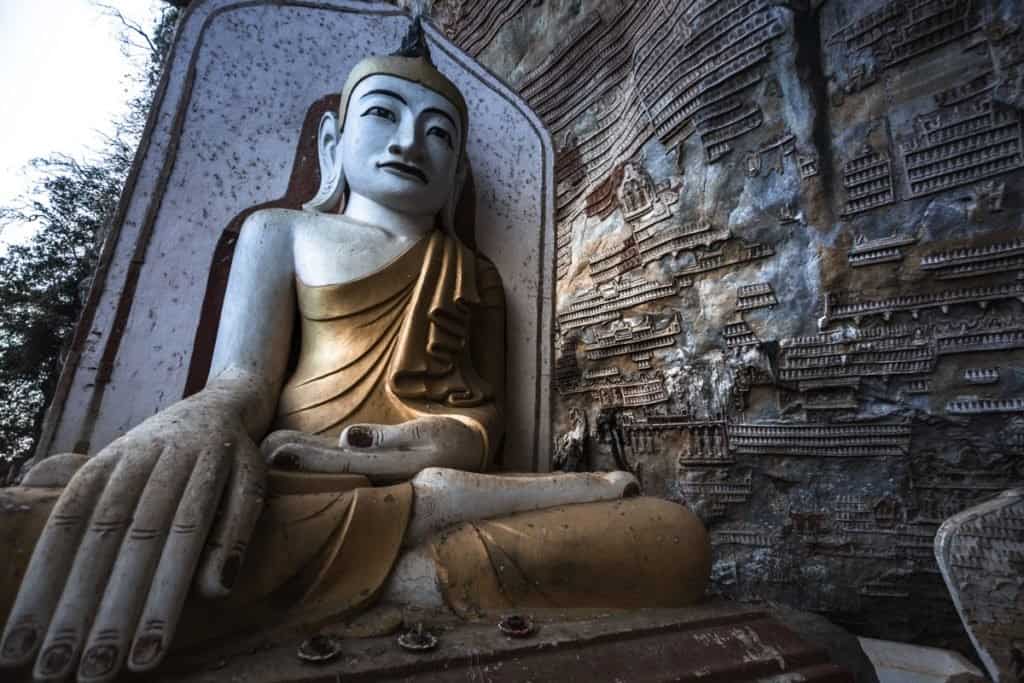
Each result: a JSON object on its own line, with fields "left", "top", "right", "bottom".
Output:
{"left": 0, "top": 20, "right": 710, "bottom": 683}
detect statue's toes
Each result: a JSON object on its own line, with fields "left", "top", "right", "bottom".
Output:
{"left": 603, "top": 470, "right": 640, "bottom": 497}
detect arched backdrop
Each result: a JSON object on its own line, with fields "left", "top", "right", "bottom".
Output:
{"left": 36, "top": 0, "right": 555, "bottom": 473}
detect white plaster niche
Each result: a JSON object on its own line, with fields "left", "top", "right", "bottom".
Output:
{"left": 38, "top": 1, "right": 555, "bottom": 473}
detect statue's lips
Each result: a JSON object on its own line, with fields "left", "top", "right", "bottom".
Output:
{"left": 376, "top": 161, "right": 428, "bottom": 184}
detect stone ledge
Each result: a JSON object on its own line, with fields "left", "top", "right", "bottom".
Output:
{"left": 149, "top": 602, "right": 863, "bottom": 683}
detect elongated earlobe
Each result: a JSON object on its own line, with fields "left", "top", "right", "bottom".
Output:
{"left": 304, "top": 111, "right": 346, "bottom": 212}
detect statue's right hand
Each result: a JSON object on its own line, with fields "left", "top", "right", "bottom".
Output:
{"left": 0, "top": 394, "right": 266, "bottom": 682}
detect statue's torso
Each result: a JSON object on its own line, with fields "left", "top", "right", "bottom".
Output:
{"left": 276, "top": 232, "right": 431, "bottom": 436}
{"left": 254, "top": 208, "right": 500, "bottom": 463}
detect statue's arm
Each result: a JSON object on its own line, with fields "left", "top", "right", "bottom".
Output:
{"left": 206, "top": 210, "right": 296, "bottom": 436}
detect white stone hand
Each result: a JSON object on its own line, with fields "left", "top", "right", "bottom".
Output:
{"left": 262, "top": 417, "right": 483, "bottom": 480}
{"left": 339, "top": 417, "right": 477, "bottom": 454}
{"left": 0, "top": 391, "right": 266, "bottom": 682}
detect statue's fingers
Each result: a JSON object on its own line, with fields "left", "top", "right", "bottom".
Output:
{"left": 340, "top": 421, "right": 426, "bottom": 450}
{"left": 31, "top": 447, "right": 162, "bottom": 682}
{"left": 339, "top": 423, "right": 385, "bottom": 449}
{"left": 76, "top": 447, "right": 200, "bottom": 683}
{"left": 262, "top": 430, "right": 348, "bottom": 471}
{"left": 271, "top": 446, "right": 354, "bottom": 473}
{"left": 260, "top": 429, "right": 324, "bottom": 464}
{"left": 195, "top": 440, "right": 266, "bottom": 600}
{"left": 0, "top": 453, "right": 118, "bottom": 669}
{"left": 126, "top": 447, "right": 231, "bottom": 673}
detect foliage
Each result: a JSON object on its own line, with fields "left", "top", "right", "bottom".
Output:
{"left": 0, "top": 6, "right": 180, "bottom": 479}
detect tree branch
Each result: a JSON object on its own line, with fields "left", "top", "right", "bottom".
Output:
{"left": 91, "top": 2, "right": 158, "bottom": 59}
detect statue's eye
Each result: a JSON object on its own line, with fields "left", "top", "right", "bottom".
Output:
{"left": 362, "top": 106, "right": 396, "bottom": 122}
{"left": 428, "top": 126, "right": 453, "bottom": 150}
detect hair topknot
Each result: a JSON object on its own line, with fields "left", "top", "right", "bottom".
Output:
{"left": 392, "top": 16, "right": 433, "bottom": 63}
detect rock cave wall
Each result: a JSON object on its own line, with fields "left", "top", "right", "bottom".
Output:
{"left": 404, "top": 0, "right": 1024, "bottom": 649}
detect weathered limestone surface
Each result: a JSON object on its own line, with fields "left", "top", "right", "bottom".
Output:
{"left": 936, "top": 488, "right": 1024, "bottom": 681}
{"left": 858, "top": 637, "right": 986, "bottom": 682}
{"left": 409, "top": 0, "right": 1024, "bottom": 651}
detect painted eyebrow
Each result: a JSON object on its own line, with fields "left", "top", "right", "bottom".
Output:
{"left": 360, "top": 89, "right": 407, "bottom": 105}
{"left": 423, "top": 107, "right": 458, "bottom": 131}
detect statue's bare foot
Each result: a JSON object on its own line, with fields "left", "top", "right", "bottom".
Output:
{"left": 602, "top": 470, "right": 641, "bottom": 498}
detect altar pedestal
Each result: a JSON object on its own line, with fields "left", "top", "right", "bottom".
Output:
{"left": 151, "top": 602, "right": 871, "bottom": 683}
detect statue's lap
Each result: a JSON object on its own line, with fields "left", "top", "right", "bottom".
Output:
{"left": 0, "top": 470, "right": 709, "bottom": 649}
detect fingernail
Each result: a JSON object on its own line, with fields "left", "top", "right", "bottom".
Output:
{"left": 347, "top": 426, "right": 373, "bottom": 448}
{"left": 273, "top": 452, "right": 301, "bottom": 471}
{"left": 131, "top": 635, "right": 163, "bottom": 668}
{"left": 38, "top": 643, "right": 73, "bottom": 677}
{"left": 1, "top": 626, "right": 37, "bottom": 661}
{"left": 221, "top": 553, "right": 242, "bottom": 590}
{"left": 80, "top": 644, "right": 118, "bottom": 678}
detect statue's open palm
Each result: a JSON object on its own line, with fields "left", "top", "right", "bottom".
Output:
{"left": 0, "top": 393, "right": 266, "bottom": 682}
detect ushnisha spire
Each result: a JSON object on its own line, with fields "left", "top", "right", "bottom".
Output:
{"left": 392, "top": 15, "right": 434, "bottom": 64}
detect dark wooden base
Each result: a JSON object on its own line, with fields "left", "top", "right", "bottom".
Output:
{"left": 147, "top": 602, "right": 861, "bottom": 683}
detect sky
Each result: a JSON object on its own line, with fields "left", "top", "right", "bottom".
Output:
{"left": 0, "top": 0, "right": 164, "bottom": 245}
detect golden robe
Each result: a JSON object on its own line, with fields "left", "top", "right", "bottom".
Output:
{"left": 243, "top": 229, "right": 707, "bottom": 624}
{"left": 274, "top": 229, "right": 504, "bottom": 467}
{"left": 208, "top": 229, "right": 511, "bottom": 629}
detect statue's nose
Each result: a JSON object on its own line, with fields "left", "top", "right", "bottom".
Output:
{"left": 387, "top": 117, "right": 421, "bottom": 160}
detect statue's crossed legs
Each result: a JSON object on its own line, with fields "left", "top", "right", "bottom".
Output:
{"left": 2, "top": 458, "right": 710, "bottom": 669}
{"left": 387, "top": 466, "right": 710, "bottom": 612}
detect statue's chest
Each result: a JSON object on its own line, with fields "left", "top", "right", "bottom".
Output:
{"left": 293, "top": 223, "right": 416, "bottom": 287}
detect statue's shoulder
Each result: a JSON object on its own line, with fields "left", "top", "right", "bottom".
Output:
{"left": 239, "top": 207, "right": 306, "bottom": 233}
{"left": 232, "top": 208, "right": 299, "bottom": 266}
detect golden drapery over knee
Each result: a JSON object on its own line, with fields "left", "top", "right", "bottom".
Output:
{"left": 430, "top": 497, "right": 711, "bottom": 616}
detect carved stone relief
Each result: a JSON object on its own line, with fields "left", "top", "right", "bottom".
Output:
{"left": 418, "top": 0, "right": 1024, "bottom": 654}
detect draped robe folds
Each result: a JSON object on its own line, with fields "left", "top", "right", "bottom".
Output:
{"left": 243, "top": 228, "right": 708, "bottom": 624}
{"left": 275, "top": 228, "right": 504, "bottom": 468}
{"left": 176, "top": 228, "right": 510, "bottom": 632}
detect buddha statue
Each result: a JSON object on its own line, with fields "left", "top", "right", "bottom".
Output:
{"left": 0, "top": 19, "right": 710, "bottom": 683}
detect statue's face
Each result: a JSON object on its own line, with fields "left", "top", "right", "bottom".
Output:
{"left": 341, "top": 74, "right": 462, "bottom": 217}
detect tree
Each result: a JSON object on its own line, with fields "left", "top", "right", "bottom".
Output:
{"left": 0, "top": 6, "right": 180, "bottom": 481}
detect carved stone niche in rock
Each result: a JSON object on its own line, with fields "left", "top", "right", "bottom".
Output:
{"left": 35, "top": 1, "right": 554, "bottom": 474}
{"left": 617, "top": 162, "right": 655, "bottom": 220}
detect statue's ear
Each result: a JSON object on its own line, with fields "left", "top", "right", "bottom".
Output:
{"left": 303, "top": 111, "right": 345, "bottom": 212}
